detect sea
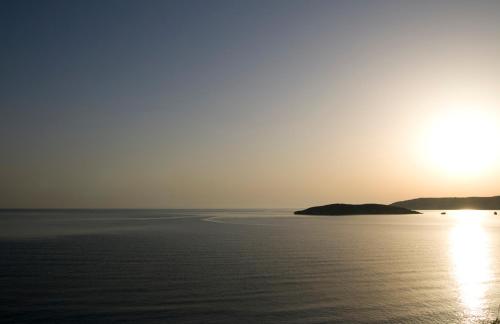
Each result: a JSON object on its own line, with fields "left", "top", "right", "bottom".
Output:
{"left": 1, "top": 209, "right": 499, "bottom": 323}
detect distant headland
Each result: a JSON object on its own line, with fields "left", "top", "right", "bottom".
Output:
{"left": 294, "top": 203, "right": 421, "bottom": 216}
{"left": 391, "top": 195, "right": 500, "bottom": 210}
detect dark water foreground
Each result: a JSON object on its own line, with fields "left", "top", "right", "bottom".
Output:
{"left": 1, "top": 209, "right": 500, "bottom": 323}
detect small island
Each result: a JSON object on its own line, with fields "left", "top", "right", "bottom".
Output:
{"left": 294, "top": 203, "right": 421, "bottom": 216}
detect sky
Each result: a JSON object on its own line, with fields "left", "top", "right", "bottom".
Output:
{"left": 1, "top": 0, "right": 500, "bottom": 208}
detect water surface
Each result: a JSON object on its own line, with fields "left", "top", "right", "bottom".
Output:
{"left": 1, "top": 209, "right": 499, "bottom": 323}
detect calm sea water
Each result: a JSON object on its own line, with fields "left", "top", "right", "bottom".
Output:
{"left": 1, "top": 209, "right": 499, "bottom": 323}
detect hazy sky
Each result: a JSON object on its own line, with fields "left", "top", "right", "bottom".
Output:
{"left": 1, "top": 0, "right": 500, "bottom": 208}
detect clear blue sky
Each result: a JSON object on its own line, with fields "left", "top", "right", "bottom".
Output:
{"left": 2, "top": 0, "right": 500, "bottom": 208}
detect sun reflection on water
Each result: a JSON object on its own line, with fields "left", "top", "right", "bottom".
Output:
{"left": 449, "top": 210, "right": 492, "bottom": 319}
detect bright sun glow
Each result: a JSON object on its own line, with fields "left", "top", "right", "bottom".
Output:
{"left": 425, "top": 108, "right": 499, "bottom": 177}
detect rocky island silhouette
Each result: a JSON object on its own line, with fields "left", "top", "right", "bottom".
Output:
{"left": 294, "top": 203, "right": 420, "bottom": 216}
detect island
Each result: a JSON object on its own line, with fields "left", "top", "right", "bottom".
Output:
{"left": 294, "top": 203, "right": 421, "bottom": 216}
{"left": 391, "top": 196, "right": 500, "bottom": 210}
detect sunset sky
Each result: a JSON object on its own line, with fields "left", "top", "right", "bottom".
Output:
{"left": 1, "top": 0, "right": 500, "bottom": 208}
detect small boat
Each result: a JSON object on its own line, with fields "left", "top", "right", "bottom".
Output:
{"left": 441, "top": 211, "right": 446, "bottom": 215}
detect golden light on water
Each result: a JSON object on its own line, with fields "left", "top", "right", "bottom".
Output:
{"left": 449, "top": 210, "right": 492, "bottom": 317}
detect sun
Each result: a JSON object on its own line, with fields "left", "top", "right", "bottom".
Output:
{"left": 424, "top": 108, "right": 499, "bottom": 177}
